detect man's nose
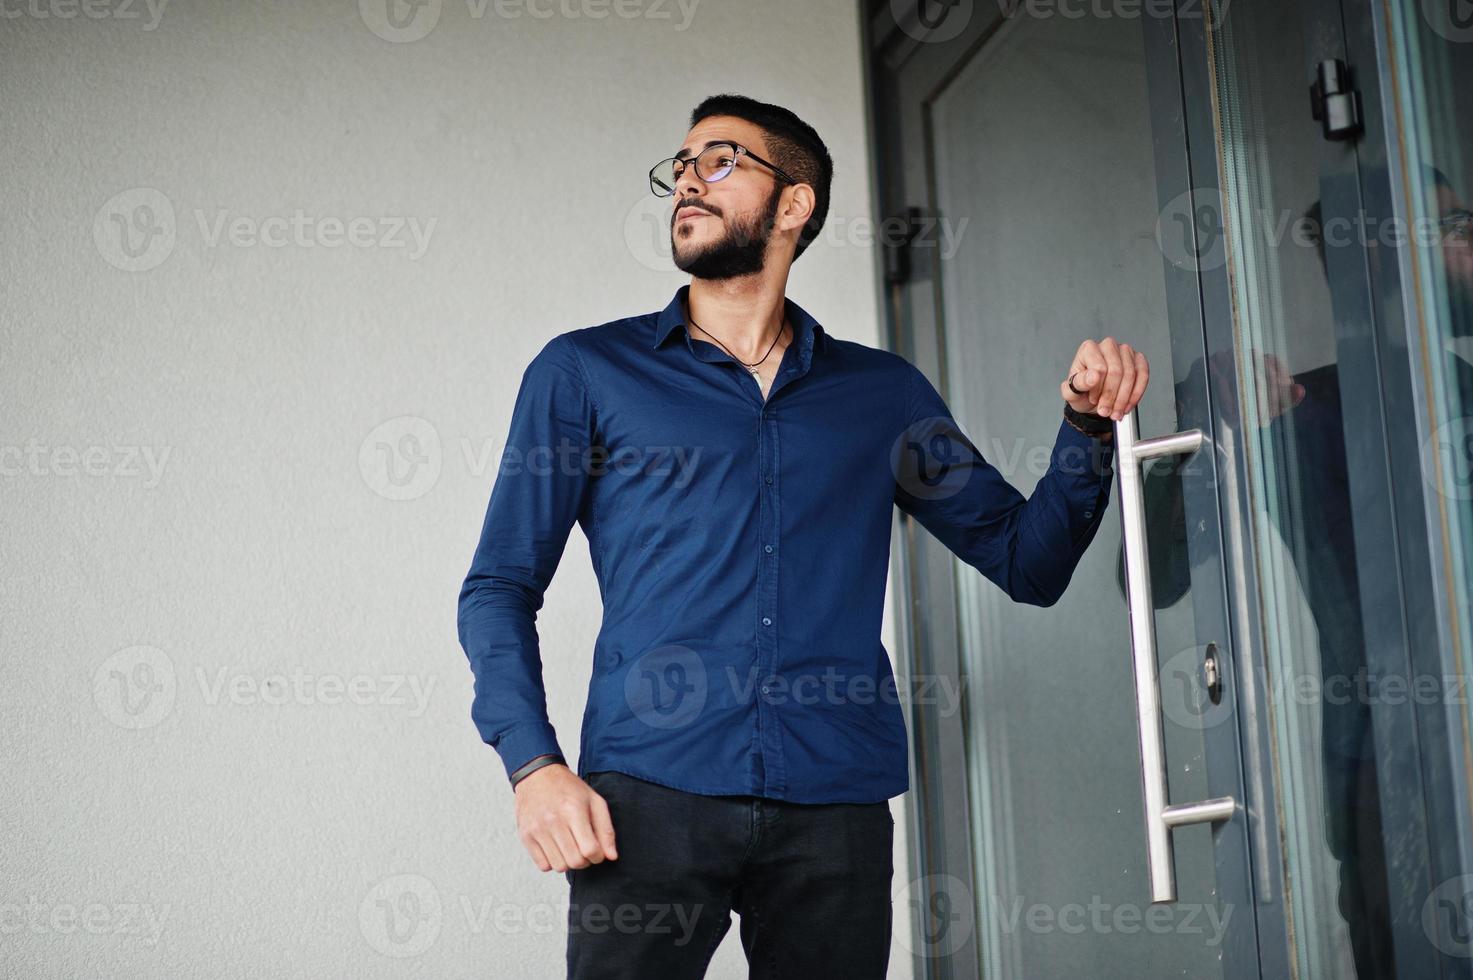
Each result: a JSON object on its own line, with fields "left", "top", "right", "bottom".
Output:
{"left": 673, "top": 162, "right": 705, "bottom": 200}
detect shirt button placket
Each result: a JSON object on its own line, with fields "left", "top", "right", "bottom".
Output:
{"left": 755, "top": 407, "right": 784, "bottom": 795}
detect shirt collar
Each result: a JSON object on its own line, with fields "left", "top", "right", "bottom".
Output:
{"left": 652, "top": 283, "right": 828, "bottom": 357}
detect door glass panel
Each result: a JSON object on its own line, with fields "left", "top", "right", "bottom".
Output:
{"left": 931, "top": 12, "right": 1231, "bottom": 978}
{"left": 1206, "top": 1, "right": 1396, "bottom": 975}
{"left": 1387, "top": 0, "right": 1473, "bottom": 862}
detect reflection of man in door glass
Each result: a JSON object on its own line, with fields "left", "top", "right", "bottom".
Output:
{"left": 1430, "top": 175, "right": 1473, "bottom": 429}
{"left": 1288, "top": 190, "right": 1390, "bottom": 980}
{"left": 1306, "top": 166, "right": 1473, "bottom": 387}
{"left": 1115, "top": 166, "right": 1473, "bottom": 979}
{"left": 1291, "top": 164, "right": 1473, "bottom": 979}
{"left": 1431, "top": 171, "right": 1473, "bottom": 352}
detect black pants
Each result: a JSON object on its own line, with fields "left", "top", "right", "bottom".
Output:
{"left": 565, "top": 770, "right": 895, "bottom": 979}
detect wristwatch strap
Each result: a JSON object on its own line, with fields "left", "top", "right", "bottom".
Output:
{"left": 1063, "top": 403, "right": 1114, "bottom": 437}
{"left": 510, "top": 753, "right": 566, "bottom": 790}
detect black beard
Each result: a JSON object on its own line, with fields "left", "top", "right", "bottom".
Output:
{"left": 672, "top": 184, "right": 784, "bottom": 281}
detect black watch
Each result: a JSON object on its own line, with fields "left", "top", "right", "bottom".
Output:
{"left": 1063, "top": 403, "right": 1114, "bottom": 437}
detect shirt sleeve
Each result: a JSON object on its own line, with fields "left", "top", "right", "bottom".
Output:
{"left": 893, "top": 362, "right": 1115, "bottom": 606}
{"left": 457, "top": 333, "right": 596, "bottom": 783}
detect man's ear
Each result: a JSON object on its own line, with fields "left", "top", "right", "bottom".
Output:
{"left": 781, "top": 184, "right": 816, "bottom": 235}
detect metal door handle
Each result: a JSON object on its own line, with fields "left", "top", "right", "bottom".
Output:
{"left": 1115, "top": 407, "right": 1237, "bottom": 903}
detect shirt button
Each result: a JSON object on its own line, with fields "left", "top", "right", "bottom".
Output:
{"left": 1084, "top": 511, "right": 1093, "bottom": 518}
{"left": 765, "top": 475, "right": 773, "bottom": 484}
{"left": 764, "top": 544, "right": 773, "bottom": 553}
{"left": 760, "top": 685, "right": 771, "bottom": 695}
{"left": 762, "top": 617, "right": 772, "bottom": 626}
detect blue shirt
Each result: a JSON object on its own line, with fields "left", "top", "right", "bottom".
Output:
{"left": 457, "top": 284, "right": 1115, "bottom": 804}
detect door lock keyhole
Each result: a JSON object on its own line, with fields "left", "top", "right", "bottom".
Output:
{"left": 1204, "top": 642, "right": 1223, "bottom": 705}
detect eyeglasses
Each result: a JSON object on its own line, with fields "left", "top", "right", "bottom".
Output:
{"left": 1439, "top": 208, "right": 1473, "bottom": 244}
{"left": 649, "top": 141, "right": 798, "bottom": 197}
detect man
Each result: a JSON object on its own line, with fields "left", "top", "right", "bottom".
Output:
{"left": 457, "top": 93, "right": 1148, "bottom": 978}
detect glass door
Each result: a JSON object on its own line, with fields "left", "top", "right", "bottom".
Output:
{"left": 1379, "top": 0, "right": 1473, "bottom": 968}
{"left": 1180, "top": 0, "right": 1473, "bottom": 973}
{"left": 870, "top": 0, "right": 1473, "bottom": 974}
{"left": 1183, "top": 1, "right": 1401, "bottom": 975}
{"left": 868, "top": 3, "right": 1260, "bottom": 977}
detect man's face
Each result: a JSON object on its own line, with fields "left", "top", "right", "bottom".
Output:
{"left": 668, "top": 116, "right": 790, "bottom": 280}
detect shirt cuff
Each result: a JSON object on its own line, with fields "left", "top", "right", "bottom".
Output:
{"left": 492, "top": 721, "right": 565, "bottom": 786}
{"left": 1051, "top": 416, "right": 1116, "bottom": 547}
{"left": 1051, "top": 415, "right": 1116, "bottom": 482}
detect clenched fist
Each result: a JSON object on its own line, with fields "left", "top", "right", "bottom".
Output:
{"left": 1062, "top": 337, "right": 1150, "bottom": 420}
{"left": 514, "top": 763, "right": 619, "bottom": 873}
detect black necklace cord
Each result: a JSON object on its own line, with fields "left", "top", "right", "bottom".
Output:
{"left": 687, "top": 314, "right": 788, "bottom": 369}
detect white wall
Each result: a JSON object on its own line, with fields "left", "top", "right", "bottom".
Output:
{"left": 0, "top": 0, "right": 910, "bottom": 976}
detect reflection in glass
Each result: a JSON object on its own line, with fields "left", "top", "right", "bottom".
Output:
{"left": 1390, "top": 0, "right": 1473, "bottom": 754}
{"left": 1206, "top": 1, "right": 1395, "bottom": 975}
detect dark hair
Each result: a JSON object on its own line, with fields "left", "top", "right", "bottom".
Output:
{"left": 688, "top": 93, "right": 833, "bottom": 262}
